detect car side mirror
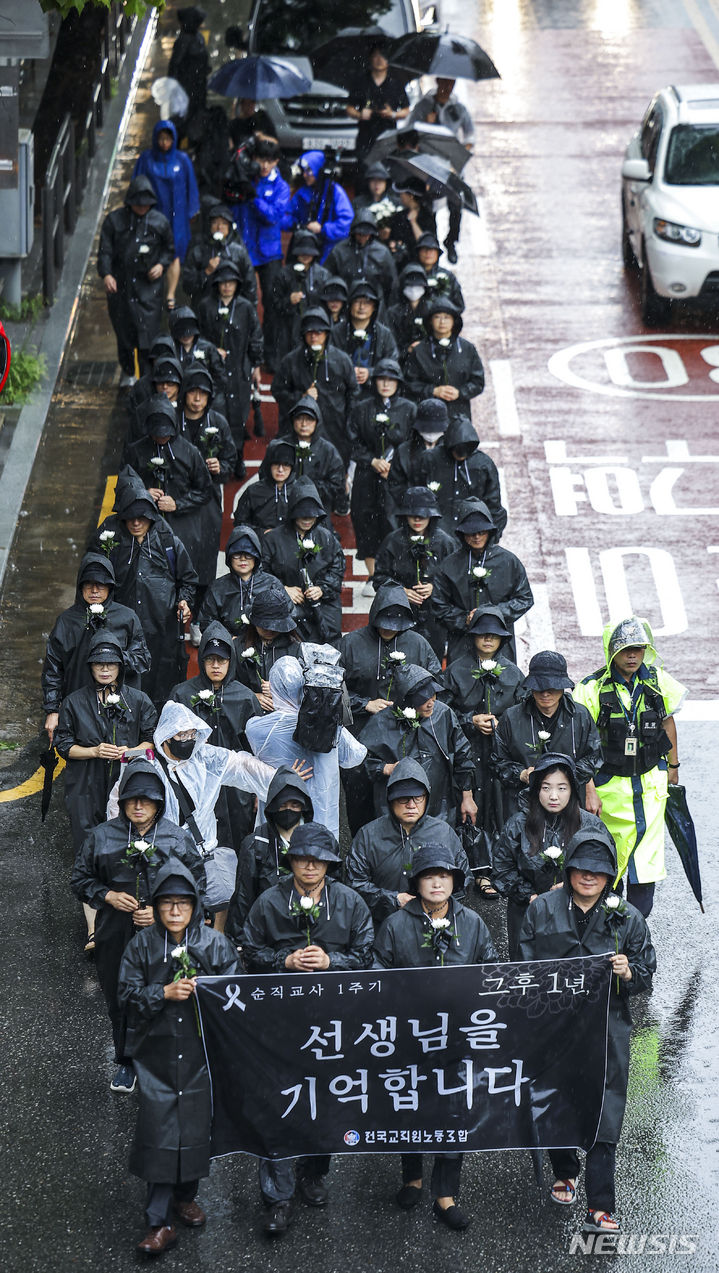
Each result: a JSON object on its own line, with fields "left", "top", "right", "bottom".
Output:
{"left": 622, "top": 157, "right": 651, "bottom": 182}
{"left": 0, "top": 321, "right": 10, "bottom": 395}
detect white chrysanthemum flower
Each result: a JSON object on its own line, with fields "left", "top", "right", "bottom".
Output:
{"left": 604, "top": 895, "right": 621, "bottom": 910}
{"left": 543, "top": 845, "right": 562, "bottom": 861}
{"left": 241, "top": 646, "right": 256, "bottom": 658}
{"left": 300, "top": 895, "right": 314, "bottom": 911}
{"left": 431, "top": 917, "right": 450, "bottom": 930}
{"left": 427, "top": 481, "right": 440, "bottom": 493}
{"left": 89, "top": 603, "right": 105, "bottom": 614}
{"left": 171, "top": 944, "right": 186, "bottom": 958}
{"left": 375, "top": 412, "right": 389, "bottom": 423}
{"left": 212, "top": 231, "right": 225, "bottom": 242}
{"left": 389, "top": 652, "right": 406, "bottom": 662}
{"left": 438, "top": 337, "right": 451, "bottom": 347}
{"left": 472, "top": 565, "right": 487, "bottom": 579}
{"left": 106, "top": 693, "right": 121, "bottom": 705}
{"left": 298, "top": 440, "right": 311, "bottom": 449}
{"left": 134, "top": 840, "right": 151, "bottom": 855}
{"left": 402, "top": 707, "right": 417, "bottom": 720}
{"left": 301, "top": 538, "right": 315, "bottom": 550}
{"left": 538, "top": 730, "right": 551, "bottom": 741}
{"left": 99, "top": 531, "right": 115, "bottom": 542}
{"left": 480, "top": 659, "right": 497, "bottom": 671}
{"left": 198, "top": 689, "right": 213, "bottom": 701}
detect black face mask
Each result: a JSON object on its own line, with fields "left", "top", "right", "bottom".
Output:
{"left": 273, "top": 807, "right": 303, "bottom": 831}
{"left": 169, "top": 738, "right": 195, "bottom": 761}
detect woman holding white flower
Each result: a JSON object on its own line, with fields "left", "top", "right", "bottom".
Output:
{"left": 288, "top": 395, "right": 346, "bottom": 516}
{"left": 373, "top": 844, "right": 498, "bottom": 1231}
{"left": 404, "top": 297, "right": 484, "bottom": 424}
{"left": 261, "top": 477, "right": 345, "bottom": 645}
{"left": 493, "top": 753, "right": 613, "bottom": 956}
{"left": 518, "top": 830, "right": 656, "bottom": 1234}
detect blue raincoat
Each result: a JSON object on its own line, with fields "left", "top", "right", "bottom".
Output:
{"left": 134, "top": 120, "right": 200, "bottom": 261}
{"left": 284, "top": 151, "right": 353, "bottom": 262}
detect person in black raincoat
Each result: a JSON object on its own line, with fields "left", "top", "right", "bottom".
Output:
{"left": 272, "top": 307, "right": 359, "bottom": 465}
{"left": 373, "top": 844, "right": 497, "bottom": 1230}
{"left": 168, "top": 6, "right": 210, "bottom": 131}
{"left": 431, "top": 499, "right": 534, "bottom": 663}
{"left": 241, "top": 824, "right": 373, "bottom": 1235}
{"left": 89, "top": 477, "right": 197, "bottom": 708}
{"left": 442, "top": 608, "right": 524, "bottom": 891}
{"left": 391, "top": 176, "right": 437, "bottom": 254}
{"left": 386, "top": 397, "right": 449, "bottom": 508}
{"left": 287, "top": 394, "right": 346, "bottom": 517}
{"left": 274, "top": 230, "right": 331, "bottom": 352}
{"left": 324, "top": 210, "right": 398, "bottom": 308}
{"left": 169, "top": 307, "right": 228, "bottom": 415}
{"left": 225, "top": 764, "right": 314, "bottom": 936}
{"left": 98, "top": 175, "right": 175, "bottom": 383}
{"left": 518, "top": 829, "right": 656, "bottom": 1233}
{"left": 387, "top": 261, "right": 431, "bottom": 368}
{"left": 182, "top": 200, "right": 257, "bottom": 310}
{"left": 175, "top": 366, "right": 237, "bottom": 594}
{"left": 169, "top": 623, "right": 261, "bottom": 850}
{"left": 71, "top": 760, "right": 205, "bottom": 1092}
{"left": 197, "top": 259, "right": 264, "bottom": 467}
{"left": 492, "top": 649, "right": 602, "bottom": 819}
{"left": 125, "top": 346, "right": 183, "bottom": 445}
{"left": 362, "top": 663, "right": 476, "bottom": 825}
{"left": 318, "top": 275, "right": 348, "bottom": 333}
{"left": 348, "top": 357, "right": 416, "bottom": 578}
{"left": 404, "top": 298, "right": 484, "bottom": 424}
{"left": 414, "top": 231, "right": 464, "bottom": 311}
{"left": 346, "top": 758, "right": 471, "bottom": 924}
{"left": 339, "top": 582, "right": 441, "bottom": 834}
{"left": 493, "top": 752, "right": 612, "bottom": 957}
{"left": 42, "top": 552, "right": 151, "bottom": 743}
{"left": 234, "top": 584, "right": 302, "bottom": 711}
{"left": 261, "top": 477, "right": 345, "bottom": 645}
{"left": 418, "top": 415, "right": 506, "bottom": 537}
{"left": 353, "top": 161, "right": 400, "bottom": 213}
{"left": 329, "top": 278, "right": 398, "bottom": 391}
{"left": 233, "top": 437, "right": 297, "bottom": 533}
{"left": 123, "top": 395, "right": 214, "bottom": 594}
{"left": 198, "top": 524, "right": 278, "bottom": 637}
{"left": 373, "top": 484, "right": 457, "bottom": 658}
{"left": 118, "top": 862, "right": 241, "bottom": 1255}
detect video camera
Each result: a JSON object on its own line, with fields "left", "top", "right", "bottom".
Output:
{"left": 223, "top": 136, "right": 261, "bottom": 205}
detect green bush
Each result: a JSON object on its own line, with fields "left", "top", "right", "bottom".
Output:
{"left": 0, "top": 294, "right": 44, "bottom": 323}
{"left": 2, "top": 350, "right": 47, "bottom": 405}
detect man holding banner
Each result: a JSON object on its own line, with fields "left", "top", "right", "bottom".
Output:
{"left": 373, "top": 844, "right": 498, "bottom": 1231}
{"left": 241, "top": 823, "right": 374, "bottom": 1235}
{"left": 519, "top": 829, "right": 656, "bottom": 1235}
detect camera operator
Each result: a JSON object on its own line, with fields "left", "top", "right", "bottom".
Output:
{"left": 284, "top": 150, "right": 354, "bottom": 265}
{"left": 229, "top": 137, "right": 290, "bottom": 373}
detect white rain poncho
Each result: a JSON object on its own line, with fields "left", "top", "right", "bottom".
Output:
{"left": 108, "top": 700, "right": 275, "bottom": 855}
{"left": 245, "top": 657, "right": 366, "bottom": 838}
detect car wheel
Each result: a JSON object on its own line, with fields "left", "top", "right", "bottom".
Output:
{"left": 640, "top": 240, "right": 669, "bottom": 325}
{"left": 621, "top": 195, "right": 635, "bottom": 268}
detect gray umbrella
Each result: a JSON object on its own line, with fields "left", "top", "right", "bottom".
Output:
{"left": 365, "top": 121, "right": 470, "bottom": 173}
{"left": 393, "top": 152, "right": 479, "bottom": 215}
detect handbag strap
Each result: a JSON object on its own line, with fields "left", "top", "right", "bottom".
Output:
{"left": 155, "top": 751, "right": 207, "bottom": 853}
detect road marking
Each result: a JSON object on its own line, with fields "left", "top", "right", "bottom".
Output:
{"left": 0, "top": 757, "right": 65, "bottom": 803}
{"left": 684, "top": 0, "right": 719, "bottom": 71}
{"left": 549, "top": 334, "right": 719, "bottom": 401}
{"left": 489, "top": 359, "right": 521, "bottom": 436}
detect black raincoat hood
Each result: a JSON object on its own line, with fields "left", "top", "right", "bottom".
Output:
{"left": 169, "top": 305, "right": 200, "bottom": 337}
{"left": 113, "top": 468, "right": 159, "bottom": 522}
{"left": 563, "top": 827, "right": 618, "bottom": 882}
{"left": 149, "top": 334, "right": 177, "bottom": 363}
{"left": 125, "top": 175, "right": 157, "bottom": 208}
{"left": 444, "top": 416, "right": 480, "bottom": 456}
{"left": 265, "top": 764, "right": 314, "bottom": 821}
{"left": 197, "top": 620, "right": 238, "bottom": 686}
{"left": 152, "top": 356, "right": 184, "bottom": 387}
{"left": 467, "top": 603, "right": 511, "bottom": 645}
{"left": 287, "top": 476, "right": 325, "bottom": 521}
{"left": 150, "top": 859, "right": 204, "bottom": 934}
{"left": 180, "top": 362, "right": 215, "bottom": 403}
{"left": 258, "top": 437, "right": 297, "bottom": 482}
{"left": 75, "top": 552, "right": 115, "bottom": 604}
{"left": 454, "top": 497, "right": 499, "bottom": 546}
{"left": 386, "top": 756, "right": 431, "bottom": 802}
{"left": 117, "top": 755, "right": 166, "bottom": 814}
{"left": 290, "top": 393, "right": 321, "bottom": 425}
{"left": 225, "top": 523, "right": 262, "bottom": 567}
{"left": 527, "top": 750, "right": 580, "bottom": 800}
{"left": 369, "top": 581, "right": 415, "bottom": 633}
{"left": 85, "top": 628, "right": 127, "bottom": 687}
{"left": 143, "top": 395, "right": 180, "bottom": 439}
{"left": 424, "top": 294, "right": 463, "bottom": 336}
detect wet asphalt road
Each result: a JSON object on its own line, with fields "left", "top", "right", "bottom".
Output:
{"left": 3, "top": 0, "right": 719, "bottom": 1269}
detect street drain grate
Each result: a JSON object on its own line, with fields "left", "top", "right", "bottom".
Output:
{"left": 62, "top": 360, "right": 119, "bottom": 388}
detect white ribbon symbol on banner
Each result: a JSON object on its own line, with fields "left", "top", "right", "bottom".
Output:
{"left": 223, "top": 984, "right": 246, "bottom": 1012}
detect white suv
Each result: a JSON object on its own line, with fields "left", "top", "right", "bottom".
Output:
{"left": 621, "top": 84, "right": 719, "bottom": 322}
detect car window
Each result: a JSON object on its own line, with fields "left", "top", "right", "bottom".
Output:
{"left": 252, "top": 0, "right": 411, "bottom": 55}
{"left": 664, "top": 124, "right": 719, "bottom": 185}
{"left": 640, "top": 104, "right": 664, "bottom": 172}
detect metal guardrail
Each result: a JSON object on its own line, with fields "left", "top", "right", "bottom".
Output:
{"left": 42, "top": 5, "right": 135, "bottom": 304}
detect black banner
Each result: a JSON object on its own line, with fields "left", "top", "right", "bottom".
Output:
{"left": 196, "top": 957, "right": 611, "bottom": 1160}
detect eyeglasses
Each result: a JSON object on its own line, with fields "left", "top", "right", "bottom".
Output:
{"left": 158, "top": 898, "right": 193, "bottom": 911}
{"left": 173, "top": 730, "right": 197, "bottom": 742}
{"left": 395, "top": 796, "right": 424, "bottom": 806}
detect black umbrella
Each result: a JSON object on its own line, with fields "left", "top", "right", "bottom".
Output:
{"left": 665, "top": 785, "right": 704, "bottom": 912}
{"left": 391, "top": 32, "right": 500, "bottom": 82}
{"left": 209, "top": 55, "right": 312, "bottom": 100}
{"left": 310, "top": 27, "right": 402, "bottom": 93}
{"left": 393, "top": 153, "right": 479, "bottom": 215}
{"left": 366, "top": 122, "right": 470, "bottom": 173}
{"left": 40, "top": 739, "right": 59, "bottom": 822}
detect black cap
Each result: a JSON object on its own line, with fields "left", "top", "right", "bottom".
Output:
{"left": 155, "top": 874, "right": 196, "bottom": 899}
{"left": 204, "top": 637, "right": 232, "bottom": 659}
{"left": 122, "top": 498, "right": 155, "bottom": 520}
{"left": 169, "top": 307, "right": 200, "bottom": 337}
{"left": 120, "top": 768, "right": 165, "bottom": 804}
{"left": 301, "top": 307, "right": 330, "bottom": 333}
{"left": 268, "top": 441, "right": 296, "bottom": 468}
{"left": 373, "top": 357, "right": 402, "bottom": 383}
{"left": 416, "top": 231, "right": 441, "bottom": 251}
{"left": 321, "top": 276, "right": 348, "bottom": 300}
{"left": 352, "top": 211, "right": 378, "bottom": 234}
{"left": 349, "top": 278, "right": 379, "bottom": 303}
{"left": 292, "top": 231, "right": 321, "bottom": 258}
{"left": 404, "top": 675, "right": 443, "bottom": 708}
{"left": 248, "top": 586, "right": 297, "bottom": 633}
{"left": 212, "top": 260, "right": 241, "bottom": 284}
{"left": 467, "top": 610, "right": 510, "bottom": 638}
{"left": 388, "top": 778, "right": 427, "bottom": 800}
{"left": 415, "top": 399, "right": 449, "bottom": 432}
{"left": 524, "top": 651, "right": 574, "bottom": 692}
{"left": 397, "top": 485, "right": 440, "bottom": 517}
{"left": 87, "top": 644, "right": 121, "bottom": 664}
{"left": 408, "top": 844, "right": 465, "bottom": 893}
{"left": 287, "top": 822, "right": 341, "bottom": 869}
{"left": 374, "top": 606, "right": 413, "bottom": 633}
{"left": 364, "top": 161, "right": 390, "bottom": 181}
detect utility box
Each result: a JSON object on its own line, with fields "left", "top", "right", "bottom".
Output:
{"left": 0, "top": 130, "right": 34, "bottom": 257}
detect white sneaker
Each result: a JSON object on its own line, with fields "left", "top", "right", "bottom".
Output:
{"left": 119, "top": 372, "right": 137, "bottom": 389}
{"left": 189, "top": 623, "right": 202, "bottom": 647}
{"left": 362, "top": 580, "right": 375, "bottom": 597}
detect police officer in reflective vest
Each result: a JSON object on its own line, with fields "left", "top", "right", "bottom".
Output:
{"left": 573, "top": 617, "right": 685, "bottom": 917}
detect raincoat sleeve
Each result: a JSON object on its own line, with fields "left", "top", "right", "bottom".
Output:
{"left": 271, "top": 359, "right": 306, "bottom": 424}
{"left": 176, "top": 832, "right": 208, "bottom": 897}
{"left": 247, "top": 306, "right": 265, "bottom": 367}
{"left": 252, "top": 176, "right": 290, "bottom": 226}
{"left": 516, "top": 899, "right": 539, "bottom": 962}
{"left": 117, "top": 938, "right": 167, "bottom": 1021}
{"left": 174, "top": 533, "right": 199, "bottom": 609}
{"left": 571, "top": 704, "right": 603, "bottom": 786}
{"left": 456, "top": 342, "right": 485, "bottom": 401}
{"left": 372, "top": 914, "right": 399, "bottom": 969}
{"left": 126, "top": 615, "right": 152, "bottom": 679}
{"left": 97, "top": 209, "right": 119, "bottom": 279}
{"left": 41, "top": 623, "right": 68, "bottom": 713}
{"left": 346, "top": 828, "right": 401, "bottom": 917}
{"left": 225, "top": 834, "right": 263, "bottom": 941}
{"left": 618, "top": 909, "right": 657, "bottom": 999}
{"left": 53, "top": 694, "right": 80, "bottom": 759}
{"left": 321, "top": 182, "right": 354, "bottom": 248}
{"left": 71, "top": 827, "right": 110, "bottom": 909}
{"left": 431, "top": 564, "right": 470, "bottom": 635}
{"left": 217, "top": 745, "right": 275, "bottom": 799}
{"left": 240, "top": 902, "right": 297, "bottom": 972}
{"left": 448, "top": 707, "right": 475, "bottom": 790}
{"left": 492, "top": 815, "right": 533, "bottom": 904}
{"left": 337, "top": 727, "right": 367, "bottom": 771}
{"left": 326, "top": 893, "right": 374, "bottom": 971}
{"left": 314, "top": 533, "right": 346, "bottom": 597}
{"left": 491, "top": 712, "right": 524, "bottom": 792}
{"left": 496, "top": 556, "right": 534, "bottom": 627}
{"left": 656, "top": 667, "right": 687, "bottom": 716}
{"left": 139, "top": 693, "right": 159, "bottom": 741}
{"left": 172, "top": 447, "right": 213, "bottom": 514}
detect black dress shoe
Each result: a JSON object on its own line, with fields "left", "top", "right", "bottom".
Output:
{"left": 433, "top": 1200, "right": 471, "bottom": 1230}
{"left": 264, "top": 1201, "right": 294, "bottom": 1235}
{"left": 445, "top": 242, "right": 458, "bottom": 264}
{"left": 396, "top": 1183, "right": 422, "bottom": 1209}
{"left": 297, "top": 1173, "right": 328, "bottom": 1206}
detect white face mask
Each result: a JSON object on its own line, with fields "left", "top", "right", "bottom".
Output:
{"left": 418, "top": 430, "right": 443, "bottom": 446}
{"left": 403, "top": 285, "right": 425, "bottom": 302}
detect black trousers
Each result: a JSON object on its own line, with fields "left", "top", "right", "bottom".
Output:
{"left": 94, "top": 931, "right": 131, "bottom": 1064}
{"left": 549, "top": 1142, "right": 617, "bottom": 1213}
{"left": 401, "top": 1153, "right": 463, "bottom": 1199}
{"left": 145, "top": 1178, "right": 198, "bottom": 1227}
{"left": 255, "top": 259, "right": 283, "bottom": 371}
{"left": 446, "top": 203, "right": 462, "bottom": 248}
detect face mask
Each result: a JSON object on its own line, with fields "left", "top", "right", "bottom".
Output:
{"left": 403, "top": 285, "right": 425, "bottom": 302}
{"left": 169, "top": 737, "right": 195, "bottom": 761}
{"left": 418, "top": 430, "right": 443, "bottom": 446}
{"left": 273, "top": 808, "right": 303, "bottom": 831}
